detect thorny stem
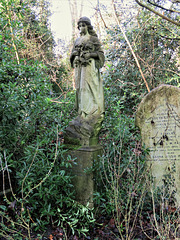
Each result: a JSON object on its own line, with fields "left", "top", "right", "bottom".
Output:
{"left": 24, "top": 125, "right": 59, "bottom": 200}
{"left": 129, "top": 173, "right": 147, "bottom": 239}
{"left": 21, "top": 149, "right": 38, "bottom": 199}
{"left": 0, "top": 210, "right": 29, "bottom": 231}
{"left": 0, "top": 153, "right": 18, "bottom": 204}
{"left": 0, "top": 156, "right": 6, "bottom": 202}
{"left": 151, "top": 186, "right": 162, "bottom": 238}
{"left": 5, "top": 1, "right": 20, "bottom": 64}
{"left": 0, "top": 230, "right": 14, "bottom": 240}
{"left": 0, "top": 123, "right": 60, "bottom": 239}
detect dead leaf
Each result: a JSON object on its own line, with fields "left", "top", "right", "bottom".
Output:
{"left": 131, "top": 192, "right": 138, "bottom": 196}
{"left": 49, "top": 234, "right": 54, "bottom": 240}
{"left": 109, "top": 218, "right": 115, "bottom": 229}
{"left": 73, "top": 235, "right": 78, "bottom": 240}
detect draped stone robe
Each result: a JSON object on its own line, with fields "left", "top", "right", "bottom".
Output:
{"left": 70, "top": 35, "right": 105, "bottom": 118}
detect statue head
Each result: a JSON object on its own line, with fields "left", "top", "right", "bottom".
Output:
{"left": 77, "top": 17, "right": 97, "bottom": 37}
{"left": 78, "top": 17, "right": 91, "bottom": 25}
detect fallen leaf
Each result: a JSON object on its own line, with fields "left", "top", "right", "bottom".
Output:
{"left": 109, "top": 218, "right": 115, "bottom": 229}
{"left": 49, "top": 234, "right": 53, "bottom": 240}
{"left": 131, "top": 192, "right": 138, "bottom": 196}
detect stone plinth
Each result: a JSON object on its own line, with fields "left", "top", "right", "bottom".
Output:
{"left": 66, "top": 145, "right": 103, "bottom": 208}
{"left": 135, "top": 85, "right": 180, "bottom": 205}
{"left": 64, "top": 114, "right": 104, "bottom": 147}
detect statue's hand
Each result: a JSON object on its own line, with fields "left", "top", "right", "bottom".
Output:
{"left": 83, "top": 53, "right": 91, "bottom": 60}
{"left": 83, "top": 52, "right": 98, "bottom": 60}
{"left": 72, "top": 50, "right": 79, "bottom": 57}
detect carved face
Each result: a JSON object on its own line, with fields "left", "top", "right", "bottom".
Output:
{"left": 78, "top": 22, "right": 88, "bottom": 35}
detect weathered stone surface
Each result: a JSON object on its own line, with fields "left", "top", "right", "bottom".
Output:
{"left": 135, "top": 84, "right": 180, "bottom": 205}
{"left": 65, "top": 16, "right": 105, "bottom": 147}
{"left": 63, "top": 17, "right": 104, "bottom": 206}
{"left": 64, "top": 114, "right": 104, "bottom": 146}
{"left": 66, "top": 146, "right": 103, "bottom": 208}
{"left": 70, "top": 17, "right": 105, "bottom": 119}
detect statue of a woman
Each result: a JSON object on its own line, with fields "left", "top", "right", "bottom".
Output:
{"left": 70, "top": 17, "right": 105, "bottom": 119}
{"left": 65, "top": 17, "right": 104, "bottom": 146}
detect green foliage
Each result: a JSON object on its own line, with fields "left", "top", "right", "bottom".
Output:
{"left": 0, "top": 0, "right": 179, "bottom": 238}
{"left": 93, "top": 7, "right": 180, "bottom": 238}
{"left": 57, "top": 202, "right": 95, "bottom": 236}
{"left": 0, "top": 0, "right": 86, "bottom": 238}
{"left": 103, "top": 10, "right": 179, "bottom": 114}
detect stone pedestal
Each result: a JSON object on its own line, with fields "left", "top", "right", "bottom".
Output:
{"left": 66, "top": 145, "right": 102, "bottom": 208}
{"left": 64, "top": 114, "right": 104, "bottom": 146}
{"left": 135, "top": 85, "right": 180, "bottom": 205}
{"left": 64, "top": 113, "right": 104, "bottom": 207}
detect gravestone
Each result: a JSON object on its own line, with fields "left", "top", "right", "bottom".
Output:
{"left": 135, "top": 84, "right": 180, "bottom": 205}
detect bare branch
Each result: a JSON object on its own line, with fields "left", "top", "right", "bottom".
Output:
{"left": 147, "top": 0, "right": 179, "bottom": 13}
{"left": 160, "top": 35, "right": 180, "bottom": 40}
{"left": 112, "top": 0, "right": 151, "bottom": 93}
{"left": 96, "top": 0, "right": 108, "bottom": 29}
{"left": 135, "top": 0, "right": 180, "bottom": 26}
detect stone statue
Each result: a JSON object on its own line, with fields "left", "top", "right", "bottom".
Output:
{"left": 70, "top": 16, "right": 105, "bottom": 118}
{"left": 65, "top": 17, "right": 105, "bottom": 146}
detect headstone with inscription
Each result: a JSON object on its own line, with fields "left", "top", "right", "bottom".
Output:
{"left": 135, "top": 85, "right": 180, "bottom": 205}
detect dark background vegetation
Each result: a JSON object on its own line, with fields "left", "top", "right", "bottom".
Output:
{"left": 0, "top": 0, "right": 179, "bottom": 239}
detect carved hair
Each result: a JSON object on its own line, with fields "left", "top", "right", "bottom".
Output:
{"left": 77, "top": 17, "right": 98, "bottom": 37}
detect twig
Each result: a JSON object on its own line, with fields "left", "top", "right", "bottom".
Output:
{"left": 23, "top": 125, "right": 59, "bottom": 200}
{"left": 21, "top": 148, "right": 38, "bottom": 199}
{"left": 5, "top": 2, "right": 20, "bottom": 64}
{"left": 112, "top": 0, "right": 150, "bottom": 93}
{"left": 147, "top": 0, "right": 179, "bottom": 13}
{"left": 96, "top": 0, "right": 108, "bottom": 29}
{"left": 135, "top": 0, "right": 180, "bottom": 26}
{"left": 151, "top": 186, "right": 162, "bottom": 238}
